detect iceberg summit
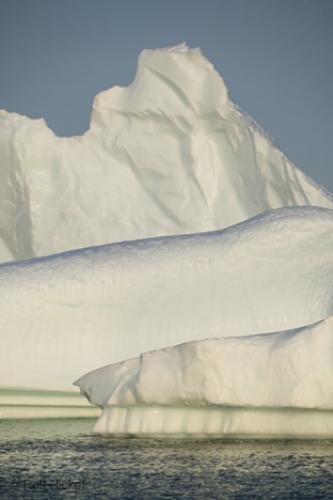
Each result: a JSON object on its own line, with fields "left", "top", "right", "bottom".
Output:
{"left": 0, "top": 44, "right": 333, "bottom": 436}
{"left": 0, "top": 43, "right": 332, "bottom": 263}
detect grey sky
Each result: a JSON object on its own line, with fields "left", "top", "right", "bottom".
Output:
{"left": 0, "top": 0, "right": 332, "bottom": 192}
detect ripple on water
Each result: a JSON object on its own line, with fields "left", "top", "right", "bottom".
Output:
{"left": 0, "top": 419, "right": 332, "bottom": 499}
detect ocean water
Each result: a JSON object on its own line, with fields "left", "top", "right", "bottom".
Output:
{"left": 0, "top": 419, "right": 332, "bottom": 499}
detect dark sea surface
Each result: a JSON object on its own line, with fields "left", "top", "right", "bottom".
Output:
{"left": 0, "top": 419, "right": 332, "bottom": 499}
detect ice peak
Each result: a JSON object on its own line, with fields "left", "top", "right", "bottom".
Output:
{"left": 134, "top": 43, "right": 229, "bottom": 109}
{"left": 151, "top": 42, "right": 192, "bottom": 53}
{"left": 0, "top": 45, "right": 332, "bottom": 264}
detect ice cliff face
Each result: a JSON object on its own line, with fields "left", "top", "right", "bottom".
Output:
{"left": 0, "top": 43, "right": 332, "bottom": 263}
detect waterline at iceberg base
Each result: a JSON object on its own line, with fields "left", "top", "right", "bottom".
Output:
{"left": 1, "top": 45, "right": 333, "bottom": 437}
{"left": 93, "top": 406, "right": 333, "bottom": 439}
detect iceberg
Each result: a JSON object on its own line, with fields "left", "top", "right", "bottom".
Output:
{"left": 75, "top": 316, "right": 333, "bottom": 437}
{"left": 1, "top": 45, "right": 332, "bottom": 430}
{"left": 1, "top": 206, "right": 332, "bottom": 398}
{"left": 0, "top": 44, "right": 332, "bottom": 263}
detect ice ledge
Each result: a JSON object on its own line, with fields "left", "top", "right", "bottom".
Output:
{"left": 75, "top": 313, "right": 333, "bottom": 411}
{"left": 0, "top": 387, "right": 100, "bottom": 419}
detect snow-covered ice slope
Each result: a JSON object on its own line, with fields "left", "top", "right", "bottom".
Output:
{"left": 0, "top": 206, "right": 332, "bottom": 393}
{"left": 75, "top": 316, "right": 333, "bottom": 437}
{"left": 0, "top": 44, "right": 332, "bottom": 263}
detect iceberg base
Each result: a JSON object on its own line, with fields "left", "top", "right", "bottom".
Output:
{"left": 94, "top": 405, "right": 333, "bottom": 439}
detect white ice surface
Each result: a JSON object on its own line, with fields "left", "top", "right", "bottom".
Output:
{"left": 0, "top": 44, "right": 332, "bottom": 263}
{"left": 75, "top": 316, "right": 333, "bottom": 411}
{"left": 0, "top": 206, "right": 332, "bottom": 392}
{"left": 76, "top": 316, "right": 333, "bottom": 437}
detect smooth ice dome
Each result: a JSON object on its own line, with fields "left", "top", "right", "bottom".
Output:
{"left": 0, "top": 206, "right": 333, "bottom": 395}
{"left": 75, "top": 316, "right": 333, "bottom": 437}
{"left": 0, "top": 43, "right": 333, "bottom": 263}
